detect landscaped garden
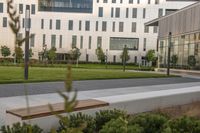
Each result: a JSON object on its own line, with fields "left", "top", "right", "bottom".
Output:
{"left": 0, "top": 66, "right": 172, "bottom": 84}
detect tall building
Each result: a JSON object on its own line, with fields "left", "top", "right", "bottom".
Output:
{"left": 0, "top": 0, "right": 197, "bottom": 63}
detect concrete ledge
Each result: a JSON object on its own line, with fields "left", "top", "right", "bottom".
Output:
{"left": 5, "top": 86, "right": 200, "bottom": 132}
{"left": 158, "top": 68, "right": 200, "bottom": 76}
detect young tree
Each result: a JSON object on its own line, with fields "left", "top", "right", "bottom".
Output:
{"left": 47, "top": 47, "right": 57, "bottom": 64}
{"left": 120, "top": 47, "right": 130, "bottom": 63}
{"left": 1, "top": 45, "right": 11, "bottom": 58}
{"left": 96, "top": 47, "right": 106, "bottom": 63}
{"left": 145, "top": 50, "right": 156, "bottom": 66}
{"left": 171, "top": 55, "right": 178, "bottom": 67}
{"left": 29, "top": 48, "right": 34, "bottom": 58}
{"left": 69, "top": 47, "right": 81, "bottom": 67}
{"left": 188, "top": 55, "right": 196, "bottom": 68}
{"left": 13, "top": 46, "right": 23, "bottom": 63}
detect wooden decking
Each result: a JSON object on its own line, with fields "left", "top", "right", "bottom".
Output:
{"left": 6, "top": 99, "right": 109, "bottom": 120}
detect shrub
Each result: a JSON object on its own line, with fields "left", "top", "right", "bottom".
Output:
{"left": 188, "top": 55, "right": 196, "bottom": 68}
{"left": 58, "top": 112, "right": 95, "bottom": 133}
{"left": 162, "top": 116, "right": 200, "bottom": 133}
{"left": 100, "top": 117, "right": 143, "bottom": 133}
{"left": 95, "top": 109, "right": 127, "bottom": 131}
{"left": 0, "top": 122, "right": 43, "bottom": 133}
{"left": 128, "top": 113, "right": 168, "bottom": 133}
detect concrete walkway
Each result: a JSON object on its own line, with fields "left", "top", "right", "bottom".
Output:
{"left": 0, "top": 77, "right": 199, "bottom": 97}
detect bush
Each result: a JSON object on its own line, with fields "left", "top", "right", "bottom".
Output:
{"left": 0, "top": 122, "right": 43, "bottom": 133}
{"left": 100, "top": 117, "right": 143, "bottom": 133}
{"left": 95, "top": 109, "right": 127, "bottom": 131}
{"left": 128, "top": 113, "right": 169, "bottom": 133}
{"left": 163, "top": 116, "right": 200, "bottom": 133}
{"left": 58, "top": 112, "right": 95, "bottom": 133}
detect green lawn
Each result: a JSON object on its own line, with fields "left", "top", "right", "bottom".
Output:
{"left": 0, "top": 66, "right": 173, "bottom": 84}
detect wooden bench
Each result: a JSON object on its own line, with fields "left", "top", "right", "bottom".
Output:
{"left": 6, "top": 99, "right": 109, "bottom": 120}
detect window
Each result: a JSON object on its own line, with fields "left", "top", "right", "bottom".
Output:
{"left": 158, "top": 8, "right": 163, "bottom": 17}
{"left": 41, "top": 19, "right": 44, "bottom": 29}
{"left": 102, "top": 21, "right": 107, "bottom": 31}
{"left": 79, "top": 21, "right": 82, "bottom": 31}
{"left": 96, "top": 21, "right": 98, "bottom": 31}
{"left": 31, "top": 4, "right": 35, "bottom": 14}
{"left": 19, "top": 4, "right": 23, "bottom": 14}
{"left": 148, "top": 0, "right": 151, "bottom": 4}
{"left": 22, "top": 18, "right": 25, "bottom": 28}
{"left": 126, "top": 8, "right": 129, "bottom": 18}
{"left": 129, "top": 0, "right": 133, "bottom": 4}
{"left": 97, "top": 36, "right": 102, "bottom": 48}
{"left": 131, "top": 22, "right": 136, "bottom": 32}
{"left": 30, "top": 34, "right": 35, "bottom": 47}
{"left": 112, "top": 22, "right": 115, "bottom": 32}
{"left": 97, "top": 0, "right": 99, "bottom": 3}
{"left": 115, "top": 8, "right": 120, "bottom": 18}
{"left": 143, "top": 8, "right": 146, "bottom": 18}
{"left": 3, "top": 17, "right": 7, "bottom": 27}
{"left": 68, "top": 20, "right": 73, "bottom": 30}
{"left": 153, "top": 26, "right": 158, "bottom": 33}
{"left": 51, "top": 35, "right": 56, "bottom": 48}
{"left": 144, "top": 26, "right": 149, "bottom": 33}
{"left": 155, "top": 0, "right": 159, "bottom": 4}
{"left": 120, "top": 0, "right": 123, "bottom": 3}
{"left": 110, "top": 37, "right": 139, "bottom": 50}
{"left": 112, "top": 0, "right": 116, "bottom": 3}
{"left": 132, "top": 8, "right": 137, "bottom": 18}
{"left": 119, "top": 22, "right": 124, "bottom": 32}
{"left": 137, "top": 0, "right": 140, "bottom": 4}
{"left": 59, "top": 35, "right": 62, "bottom": 48}
{"left": 72, "top": 35, "right": 77, "bottom": 48}
{"left": 143, "top": 38, "right": 146, "bottom": 51}
{"left": 89, "top": 36, "right": 92, "bottom": 49}
{"left": 0, "top": 3, "right": 3, "bottom": 13}
{"left": 103, "top": 0, "right": 108, "bottom": 3}
{"left": 49, "top": 19, "right": 52, "bottom": 29}
{"left": 85, "top": 21, "right": 90, "bottom": 31}
{"left": 134, "top": 56, "right": 137, "bottom": 63}
{"left": 111, "top": 7, "right": 114, "bottom": 18}
{"left": 98, "top": 7, "right": 103, "bottom": 17}
{"left": 43, "top": 34, "right": 46, "bottom": 46}
{"left": 56, "top": 20, "right": 61, "bottom": 30}
{"left": 80, "top": 36, "right": 83, "bottom": 49}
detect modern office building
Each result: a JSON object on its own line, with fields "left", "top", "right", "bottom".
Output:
{"left": 146, "top": 1, "right": 200, "bottom": 69}
{"left": 0, "top": 0, "right": 197, "bottom": 63}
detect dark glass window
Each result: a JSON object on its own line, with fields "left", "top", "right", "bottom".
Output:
{"left": 103, "top": 0, "right": 108, "bottom": 3}
{"left": 19, "top": 4, "right": 23, "bottom": 14}
{"left": 38, "top": 0, "right": 93, "bottom": 13}
{"left": 68, "top": 20, "right": 73, "bottom": 30}
{"left": 97, "top": 36, "right": 102, "bottom": 48}
{"left": 112, "top": 22, "right": 115, "bottom": 32}
{"left": 98, "top": 7, "right": 103, "bottom": 17}
{"left": 111, "top": 7, "right": 114, "bottom": 18}
{"left": 80, "top": 36, "right": 83, "bottom": 49}
{"left": 72, "top": 35, "right": 77, "bottom": 48}
{"left": 143, "top": 8, "right": 146, "bottom": 18}
{"left": 3, "top": 17, "right": 7, "bottom": 27}
{"left": 96, "top": 21, "right": 98, "bottom": 31}
{"left": 137, "top": 0, "right": 140, "bottom": 4}
{"left": 102, "top": 21, "right": 107, "bottom": 32}
{"left": 112, "top": 0, "right": 116, "bottom": 3}
{"left": 119, "top": 22, "right": 124, "bottom": 32}
{"left": 41, "top": 19, "right": 44, "bottom": 29}
{"left": 30, "top": 34, "right": 35, "bottom": 47}
{"left": 0, "top": 3, "right": 3, "bottom": 13}
{"left": 89, "top": 36, "right": 92, "bottom": 49}
{"left": 126, "top": 8, "right": 129, "bottom": 18}
{"left": 79, "top": 21, "right": 82, "bottom": 31}
{"left": 51, "top": 35, "right": 56, "bottom": 48}
{"left": 132, "top": 8, "right": 137, "bottom": 18}
{"left": 56, "top": 20, "right": 61, "bottom": 30}
{"left": 59, "top": 35, "right": 62, "bottom": 48}
{"left": 129, "top": 0, "right": 133, "bottom": 4}
{"left": 43, "top": 34, "right": 46, "bottom": 46}
{"left": 144, "top": 26, "right": 149, "bottom": 33}
{"left": 49, "top": 19, "right": 52, "bottom": 29}
{"left": 132, "top": 22, "right": 136, "bottom": 32}
{"left": 85, "top": 21, "right": 90, "bottom": 31}
{"left": 115, "top": 8, "right": 120, "bottom": 18}
{"left": 31, "top": 4, "right": 35, "bottom": 14}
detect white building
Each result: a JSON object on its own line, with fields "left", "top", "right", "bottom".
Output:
{"left": 0, "top": 0, "right": 197, "bottom": 63}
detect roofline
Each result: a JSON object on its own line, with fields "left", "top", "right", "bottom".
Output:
{"left": 145, "top": 1, "right": 200, "bottom": 26}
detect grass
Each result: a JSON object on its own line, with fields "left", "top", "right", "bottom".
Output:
{"left": 0, "top": 66, "right": 174, "bottom": 84}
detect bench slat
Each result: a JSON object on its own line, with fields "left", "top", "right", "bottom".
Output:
{"left": 6, "top": 99, "right": 109, "bottom": 120}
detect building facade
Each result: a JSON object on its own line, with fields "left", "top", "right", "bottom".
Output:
{"left": 146, "top": 1, "right": 200, "bottom": 69}
{"left": 0, "top": 0, "right": 197, "bottom": 63}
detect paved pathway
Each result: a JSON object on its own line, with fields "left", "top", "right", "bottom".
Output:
{"left": 0, "top": 77, "right": 199, "bottom": 97}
